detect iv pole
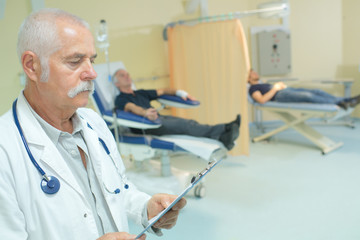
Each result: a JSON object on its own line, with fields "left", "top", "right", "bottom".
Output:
{"left": 95, "top": 19, "right": 121, "bottom": 148}
{"left": 96, "top": 19, "right": 111, "bottom": 82}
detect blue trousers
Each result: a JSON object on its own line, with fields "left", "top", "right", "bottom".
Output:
{"left": 274, "top": 87, "right": 346, "bottom": 104}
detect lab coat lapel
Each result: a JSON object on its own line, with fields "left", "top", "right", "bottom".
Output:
{"left": 16, "top": 94, "right": 84, "bottom": 197}
{"left": 78, "top": 118, "right": 103, "bottom": 184}
{"left": 77, "top": 111, "right": 126, "bottom": 230}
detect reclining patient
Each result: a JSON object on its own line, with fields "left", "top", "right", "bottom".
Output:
{"left": 248, "top": 69, "right": 360, "bottom": 109}
{"left": 113, "top": 69, "right": 240, "bottom": 150}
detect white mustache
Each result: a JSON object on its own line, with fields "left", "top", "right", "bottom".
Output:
{"left": 67, "top": 81, "right": 94, "bottom": 98}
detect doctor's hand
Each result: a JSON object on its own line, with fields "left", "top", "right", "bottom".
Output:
{"left": 144, "top": 108, "right": 158, "bottom": 121}
{"left": 97, "top": 232, "right": 146, "bottom": 240}
{"left": 147, "top": 193, "right": 187, "bottom": 229}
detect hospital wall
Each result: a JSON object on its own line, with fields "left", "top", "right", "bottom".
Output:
{"left": 0, "top": 0, "right": 359, "bottom": 120}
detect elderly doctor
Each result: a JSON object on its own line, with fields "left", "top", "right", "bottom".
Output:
{"left": 0, "top": 8, "right": 186, "bottom": 240}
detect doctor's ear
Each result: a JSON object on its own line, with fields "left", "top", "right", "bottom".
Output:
{"left": 22, "top": 51, "right": 41, "bottom": 82}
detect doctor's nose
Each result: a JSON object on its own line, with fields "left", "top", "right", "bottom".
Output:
{"left": 80, "top": 60, "right": 98, "bottom": 81}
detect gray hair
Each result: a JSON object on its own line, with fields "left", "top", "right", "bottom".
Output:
{"left": 111, "top": 68, "right": 127, "bottom": 83}
{"left": 17, "top": 8, "right": 90, "bottom": 82}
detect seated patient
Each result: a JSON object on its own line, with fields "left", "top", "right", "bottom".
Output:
{"left": 113, "top": 69, "right": 240, "bottom": 150}
{"left": 248, "top": 69, "right": 360, "bottom": 109}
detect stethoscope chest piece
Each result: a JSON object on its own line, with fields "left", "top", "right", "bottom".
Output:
{"left": 41, "top": 176, "right": 60, "bottom": 194}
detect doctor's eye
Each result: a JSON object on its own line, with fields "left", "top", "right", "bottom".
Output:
{"left": 69, "top": 60, "right": 81, "bottom": 66}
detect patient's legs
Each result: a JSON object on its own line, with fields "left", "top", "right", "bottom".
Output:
{"left": 134, "top": 115, "right": 225, "bottom": 139}
{"left": 274, "top": 87, "right": 344, "bottom": 104}
{"left": 131, "top": 115, "right": 240, "bottom": 150}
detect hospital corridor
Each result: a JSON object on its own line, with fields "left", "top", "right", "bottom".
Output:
{"left": 1, "top": 0, "right": 360, "bottom": 240}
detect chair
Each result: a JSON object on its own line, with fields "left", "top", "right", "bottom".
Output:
{"left": 91, "top": 61, "right": 227, "bottom": 197}
{"left": 248, "top": 80, "right": 355, "bottom": 154}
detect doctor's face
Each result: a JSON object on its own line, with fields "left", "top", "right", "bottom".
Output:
{"left": 38, "top": 19, "right": 97, "bottom": 112}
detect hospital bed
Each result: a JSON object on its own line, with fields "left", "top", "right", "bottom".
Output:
{"left": 91, "top": 61, "right": 227, "bottom": 197}
{"left": 248, "top": 79, "right": 355, "bottom": 154}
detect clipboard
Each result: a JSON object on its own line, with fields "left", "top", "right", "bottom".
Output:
{"left": 135, "top": 157, "right": 223, "bottom": 239}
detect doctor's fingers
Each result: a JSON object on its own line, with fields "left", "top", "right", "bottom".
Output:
{"left": 172, "top": 197, "right": 187, "bottom": 210}
{"left": 153, "top": 209, "right": 180, "bottom": 229}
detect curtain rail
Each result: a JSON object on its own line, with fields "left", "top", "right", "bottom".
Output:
{"left": 163, "top": 5, "right": 288, "bottom": 41}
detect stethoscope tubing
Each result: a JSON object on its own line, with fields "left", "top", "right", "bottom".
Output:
{"left": 12, "top": 99, "right": 47, "bottom": 177}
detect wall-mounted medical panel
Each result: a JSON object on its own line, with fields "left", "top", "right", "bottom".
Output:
{"left": 253, "top": 29, "right": 291, "bottom": 76}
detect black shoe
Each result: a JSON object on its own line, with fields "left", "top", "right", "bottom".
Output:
{"left": 349, "top": 95, "right": 360, "bottom": 108}
{"left": 219, "top": 123, "right": 240, "bottom": 150}
{"left": 337, "top": 101, "right": 350, "bottom": 110}
{"left": 225, "top": 114, "right": 241, "bottom": 131}
{"left": 235, "top": 114, "right": 241, "bottom": 126}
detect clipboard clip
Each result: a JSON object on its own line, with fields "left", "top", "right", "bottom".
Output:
{"left": 190, "top": 160, "right": 218, "bottom": 184}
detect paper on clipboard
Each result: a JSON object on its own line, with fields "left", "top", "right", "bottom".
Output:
{"left": 135, "top": 158, "right": 223, "bottom": 239}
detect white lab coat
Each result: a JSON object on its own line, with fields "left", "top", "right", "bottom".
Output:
{"left": 0, "top": 93, "right": 151, "bottom": 240}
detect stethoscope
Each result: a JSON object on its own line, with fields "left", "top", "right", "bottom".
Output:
{"left": 12, "top": 99, "right": 129, "bottom": 195}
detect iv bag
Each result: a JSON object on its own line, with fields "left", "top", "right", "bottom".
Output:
{"left": 96, "top": 19, "right": 110, "bottom": 49}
